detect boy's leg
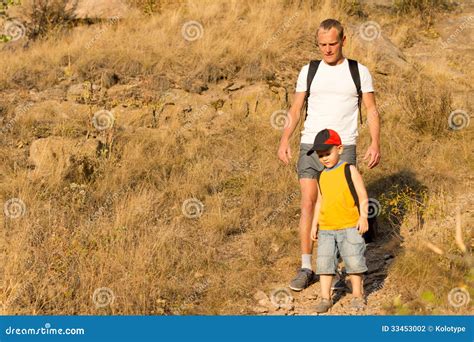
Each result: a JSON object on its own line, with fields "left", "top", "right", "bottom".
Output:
{"left": 349, "top": 274, "right": 367, "bottom": 310}
{"left": 349, "top": 273, "right": 364, "bottom": 298}
{"left": 338, "top": 227, "right": 368, "bottom": 296}
{"left": 314, "top": 230, "right": 338, "bottom": 313}
{"left": 320, "top": 275, "right": 334, "bottom": 299}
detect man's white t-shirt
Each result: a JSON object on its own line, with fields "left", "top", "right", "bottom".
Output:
{"left": 296, "top": 58, "right": 374, "bottom": 145}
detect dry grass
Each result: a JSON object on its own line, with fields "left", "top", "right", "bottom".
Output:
{"left": 1, "top": 0, "right": 472, "bottom": 315}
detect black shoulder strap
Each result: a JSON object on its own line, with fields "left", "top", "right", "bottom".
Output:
{"left": 348, "top": 59, "right": 363, "bottom": 125}
{"left": 316, "top": 171, "right": 322, "bottom": 190}
{"left": 344, "top": 162, "right": 376, "bottom": 243}
{"left": 344, "top": 163, "right": 359, "bottom": 213}
{"left": 304, "top": 60, "right": 321, "bottom": 121}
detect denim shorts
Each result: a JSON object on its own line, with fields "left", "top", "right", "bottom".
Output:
{"left": 316, "top": 227, "right": 368, "bottom": 275}
{"left": 297, "top": 144, "right": 356, "bottom": 179}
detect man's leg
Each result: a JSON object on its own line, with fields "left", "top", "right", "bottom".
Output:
{"left": 298, "top": 178, "right": 318, "bottom": 257}
{"left": 289, "top": 178, "right": 318, "bottom": 291}
{"left": 290, "top": 143, "right": 322, "bottom": 291}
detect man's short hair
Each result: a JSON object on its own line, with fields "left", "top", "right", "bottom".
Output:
{"left": 317, "top": 19, "right": 344, "bottom": 42}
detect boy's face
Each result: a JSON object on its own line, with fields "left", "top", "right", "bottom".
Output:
{"left": 317, "top": 145, "right": 343, "bottom": 168}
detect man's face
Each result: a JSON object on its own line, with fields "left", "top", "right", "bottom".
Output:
{"left": 317, "top": 28, "right": 345, "bottom": 65}
{"left": 317, "top": 145, "right": 343, "bottom": 168}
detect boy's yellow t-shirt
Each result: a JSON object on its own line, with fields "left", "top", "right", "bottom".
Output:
{"left": 318, "top": 161, "right": 360, "bottom": 230}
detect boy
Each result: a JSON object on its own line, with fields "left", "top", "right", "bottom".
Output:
{"left": 308, "top": 128, "right": 369, "bottom": 313}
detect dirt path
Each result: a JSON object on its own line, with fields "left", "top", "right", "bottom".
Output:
{"left": 252, "top": 236, "right": 400, "bottom": 315}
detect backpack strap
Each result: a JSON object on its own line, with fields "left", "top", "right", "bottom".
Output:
{"left": 304, "top": 60, "right": 321, "bottom": 121}
{"left": 348, "top": 59, "right": 363, "bottom": 125}
{"left": 344, "top": 163, "right": 359, "bottom": 213}
{"left": 316, "top": 170, "right": 322, "bottom": 192}
{"left": 344, "top": 163, "right": 376, "bottom": 243}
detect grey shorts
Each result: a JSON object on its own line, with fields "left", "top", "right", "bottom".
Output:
{"left": 297, "top": 143, "right": 357, "bottom": 179}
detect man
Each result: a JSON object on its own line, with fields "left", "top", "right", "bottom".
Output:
{"left": 277, "top": 19, "right": 381, "bottom": 291}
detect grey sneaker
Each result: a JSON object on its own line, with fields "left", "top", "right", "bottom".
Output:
{"left": 314, "top": 298, "right": 333, "bottom": 313}
{"left": 289, "top": 268, "right": 315, "bottom": 291}
{"left": 350, "top": 297, "right": 367, "bottom": 311}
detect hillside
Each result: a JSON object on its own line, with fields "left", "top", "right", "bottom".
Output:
{"left": 0, "top": 0, "right": 472, "bottom": 315}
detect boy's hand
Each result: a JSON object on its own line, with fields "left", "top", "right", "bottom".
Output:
{"left": 357, "top": 217, "right": 368, "bottom": 235}
{"left": 310, "top": 224, "right": 319, "bottom": 241}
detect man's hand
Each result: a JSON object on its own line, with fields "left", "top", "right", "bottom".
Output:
{"left": 363, "top": 143, "right": 380, "bottom": 169}
{"left": 277, "top": 92, "right": 305, "bottom": 165}
{"left": 277, "top": 140, "right": 292, "bottom": 165}
{"left": 357, "top": 216, "right": 368, "bottom": 235}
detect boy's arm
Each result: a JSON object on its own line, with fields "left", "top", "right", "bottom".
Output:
{"left": 349, "top": 165, "right": 369, "bottom": 234}
{"left": 310, "top": 185, "right": 322, "bottom": 240}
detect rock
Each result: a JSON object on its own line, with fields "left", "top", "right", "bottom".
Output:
{"left": 101, "top": 71, "right": 120, "bottom": 89}
{"left": 224, "top": 81, "right": 245, "bottom": 92}
{"left": 67, "top": 83, "right": 91, "bottom": 102}
{"left": 348, "top": 24, "right": 411, "bottom": 75}
{"left": 66, "top": 0, "right": 135, "bottom": 20}
{"left": 106, "top": 82, "right": 143, "bottom": 103}
{"left": 366, "top": 260, "right": 385, "bottom": 274}
{"left": 15, "top": 100, "right": 88, "bottom": 124}
{"left": 179, "top": 78, "right": 208, "bottom": 94}
{"left": 29, "top": 137, "right": 99, "bottom": 182}
{"left": 253, "top": 290, "right": 269, "bottom": 302}
{"left": 223, "top": 83, "right": 284, "bottom": 118}
{"left": 253, "top": 306, "right": 269, "bottom": 314}
{"left": 30, "top": 86, "right": 67, "bottom": 102}
{"left": 258, "top": 298, "right": 272, "bottom": 307}
{"left": 363, "top": 0, "right": 393, "bottom": 6}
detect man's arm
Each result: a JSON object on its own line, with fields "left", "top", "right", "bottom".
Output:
{"left": 362, "top": 92, "right": 381, "bottom": 169}
{"left": 350, "top": 165, "right": 369, "bottom": 234}
{"left": 277, "top": 92, "right": 306, "bottom": 165}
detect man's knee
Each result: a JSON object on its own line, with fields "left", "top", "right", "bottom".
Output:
{"left": 300, "top": 198, "right": 317, "bottom": 215}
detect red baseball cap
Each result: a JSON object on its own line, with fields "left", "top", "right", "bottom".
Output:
{"left": 306, "top": 129, "right": 342, "bottom": 155}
